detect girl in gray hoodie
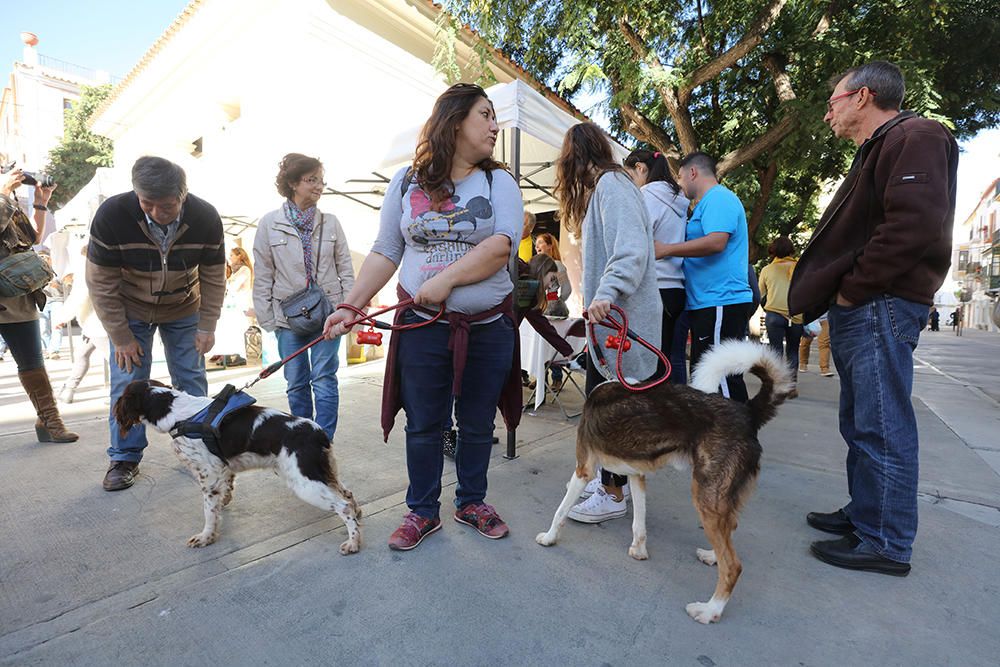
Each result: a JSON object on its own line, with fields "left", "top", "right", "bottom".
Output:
{"left": 554, "top": 122, "right": 662, "bottom": 524}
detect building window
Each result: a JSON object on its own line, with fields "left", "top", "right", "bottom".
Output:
{"left": 63, "top": 98, "right": 74, "bottom": 110}
{"left": 190, "top": 137, "right": 203, "bottom": 158}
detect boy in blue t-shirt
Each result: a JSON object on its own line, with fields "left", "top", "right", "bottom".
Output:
{"left": 654, "top": 152, "right": 753, "bottom": 402}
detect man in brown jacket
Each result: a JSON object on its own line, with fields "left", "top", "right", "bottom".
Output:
{"left": 86, "top": 156, "right": 225, "bottom": 491}
{"left": 789, "top": 61, "right": 958, "bottom": 575}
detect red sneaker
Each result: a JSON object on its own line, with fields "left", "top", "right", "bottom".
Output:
{"left": 388, "top": 512, "right": 441, "bottom": 551}
{"left": 454, "top": 502, "right": 509, "bottom": 539}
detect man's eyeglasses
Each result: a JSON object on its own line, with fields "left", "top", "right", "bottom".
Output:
{"left": 826, "top": 88, "right": 876, "bottom": 113}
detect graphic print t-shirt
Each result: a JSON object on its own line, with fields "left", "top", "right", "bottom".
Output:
{"left": 372, "top": 166, "right": 523, "bottom": 315}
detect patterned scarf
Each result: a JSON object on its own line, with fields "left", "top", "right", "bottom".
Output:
{"left": 283, "top": 199, "right": 318, "bottom": 284}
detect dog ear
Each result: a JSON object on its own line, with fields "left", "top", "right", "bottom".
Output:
{"left": 113, "top": 381, "right": 147, "bottom": 437}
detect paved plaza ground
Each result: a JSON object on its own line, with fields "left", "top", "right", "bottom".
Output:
{"left": 1, "top": 328, "right": 998, "bottom": 666}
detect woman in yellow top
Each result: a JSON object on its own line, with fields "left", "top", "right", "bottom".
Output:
{"left": 758, "top": 236, "right": 803, "bottom": 398}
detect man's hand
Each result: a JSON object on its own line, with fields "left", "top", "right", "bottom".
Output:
{"left": 413, "top": 273, "right": 454, "bottom": 307}
{"left": 114, "top": 340, "right": 144, "bottom": 373}
{"left": 195, "top": 331, "right": 215, "bottom": 355}
{"left": 835, "top": 293, "right": 855, "bottom": 308}
{"left": 1, "top": 169, "right": 24, "bottom": 197}
{"left": 587, "top": 299, "right": 612, "bottom": 323}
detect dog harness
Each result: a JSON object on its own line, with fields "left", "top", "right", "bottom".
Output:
{"left": 169, "top": 384, "right": 257, "bottom": 461}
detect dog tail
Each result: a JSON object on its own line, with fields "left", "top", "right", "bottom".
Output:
{"left": 690, "top": 340, "right": 793, "bottom": 429}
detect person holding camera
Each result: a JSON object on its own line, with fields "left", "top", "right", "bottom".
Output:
{"left": 0, "top": 168, "right": 78, "bottom": 442}
{"left": 252, "top": 153, "right": 354, "bottom": 441}
{"left": 86, "top": 156, "right": 226, "bottom": 491}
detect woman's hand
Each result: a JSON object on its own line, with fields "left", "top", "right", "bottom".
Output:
{"left": 324, "top": 306, "right": 362, "bottom": 339}
{"left": 35, "top": 182, "right": 56, "bottom": 206}
{"left": 413, "top": 273, "right": 454, "bottom": 307}
{"left": 1, "top": 169, "right": 24, "bottom": 197}
{"left": 587, "top": 299, "right": 612, "bottom": 323}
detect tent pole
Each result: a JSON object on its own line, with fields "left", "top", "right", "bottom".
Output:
{"left": 505, "top": 126, "right": 522, "bottom": 461}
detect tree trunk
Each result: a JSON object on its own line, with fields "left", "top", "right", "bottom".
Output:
{"left": 748, "top": 158, "right": 780, "bottom": 244}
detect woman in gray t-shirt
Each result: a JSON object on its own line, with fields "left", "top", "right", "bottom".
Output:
{"left": 325, "top": 84, "right": 522, "bottom": 551}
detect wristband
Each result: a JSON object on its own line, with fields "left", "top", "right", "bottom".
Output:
{"left": 33, "top": 204, "right": 48, "bottom": 211}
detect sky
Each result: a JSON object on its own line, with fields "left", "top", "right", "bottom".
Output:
{"left": 3, "top": 0, "right": 997, "bottom": 229}
{"left": 2, "top": 0, "right": 189, "bottom": 80}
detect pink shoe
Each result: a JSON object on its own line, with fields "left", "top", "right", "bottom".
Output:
{"left": 388, "top": 512, "right": 441, "bottom": 551}
{"left": 454, "top": 502, "right": 509, "bottom": 539}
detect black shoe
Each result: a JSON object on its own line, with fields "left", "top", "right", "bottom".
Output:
{"left": 491, "top": 436, "right": 500, "bottom": 445}
{"left": 442, "top": 429, "right": 457, "bottom": 460}
{"left": 810, "top": 534, "right": 911, "bottom": 576}
{"left": 807, "top": 508, "right": 854, "bottom": 534}
{"left": 103, "top": 461, "right": 139, "bottom": 491}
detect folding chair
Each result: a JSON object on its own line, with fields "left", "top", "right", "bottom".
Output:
{"left": 542, "top": 318, "right": 588, "bottom": 419}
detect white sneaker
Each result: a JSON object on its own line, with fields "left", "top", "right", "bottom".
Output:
{"left": 58, "top": 386, "right": 75, "bottom": 404}
{"left": 821, "top": 371, "right": 835, "bottom": 377}
{"left": 568, "top": 487, "right": 628, "bottom": 523}
{"left": 580, "top": 475, "right": 631, "bottom": 500}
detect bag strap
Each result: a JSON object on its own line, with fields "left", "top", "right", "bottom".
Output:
{"left": 310, "top": 213, "right": 325, "bottom": 286}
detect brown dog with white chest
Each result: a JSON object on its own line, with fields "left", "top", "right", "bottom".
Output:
{"left": 536, "top": 340, "right": 792, "bottom": 624}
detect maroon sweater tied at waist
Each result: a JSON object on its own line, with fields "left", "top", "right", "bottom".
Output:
{"left": 380, "top": 283, "right": 522, "bottom": 442}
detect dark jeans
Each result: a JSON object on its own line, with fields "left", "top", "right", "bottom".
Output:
{"left": 0, "top": 319, "right": 44, "bottom": 372}
{"left": 670, "top": 311, "right": 689, "bottom": 385}
{"left": 397, "top": 313, "right": 515, "bottom": 519}
{"left": 585, "top": 349, "right": 638, "bottom": 489}
{"left": 688, "top": 303, "right": 752, "bottom": 403}
{"left": 659, "top": 287, "right": 686, "bottom": 382}
{"left": 764, "top": 311, "right": 803, "bottom": 382}
{"left": 829, "top": 295, "right": 929, "bottom": 562}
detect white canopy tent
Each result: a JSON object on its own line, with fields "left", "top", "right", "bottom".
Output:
{"left": 332, "top": 78, "right": 630, "bottom": 214}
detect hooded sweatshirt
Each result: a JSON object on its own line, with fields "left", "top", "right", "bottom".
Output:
{"left": 642, "top": 181, "right": 689, "bottom": 290}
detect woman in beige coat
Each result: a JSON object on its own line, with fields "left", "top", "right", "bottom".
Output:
{"left": 252, "top": 154, "right": 354, "bottom": 439}
{"left": 0, "top": 169, "right": 77, "bottom": 441}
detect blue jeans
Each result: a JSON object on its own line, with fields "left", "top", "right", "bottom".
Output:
{"left": 39, "top": 302, "right": 63, "bottom": 353}
{"left": 828, "top": 295, "right": 930, "bottom": 563}
{"left": 397, "top": 313, "right": 515, "bottom": 519}
{"left": 0, "top": 320, "right": 44, "bottom": 371}
{"left": 108, "top": 313, "right": 208, "bottom": 462}
{"left": 764, "top": 311, "right": 803, "bottom": 382}
{"left": 276, "top": 328, "right": 341, "bottom": 440}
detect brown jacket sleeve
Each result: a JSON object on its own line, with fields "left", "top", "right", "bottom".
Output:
{"left": 838, "top": 125, "right": 955, "bottom": 306}
{"left": 85, "top": 257, "right": 133, "bottom": 347}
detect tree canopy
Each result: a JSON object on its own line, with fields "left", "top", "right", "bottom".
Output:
{"left": 438, "top": 0, "right": 1000, "bottom": 256}
{"left": 45, "top": 84, "right": 114, "bottom": 210}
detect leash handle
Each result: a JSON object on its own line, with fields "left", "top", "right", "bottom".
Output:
{"left": 243, "top": 299, "right": 445, "bottom": 390}
{"left": 585, "top": 304, "right": 671, "bottom": 392}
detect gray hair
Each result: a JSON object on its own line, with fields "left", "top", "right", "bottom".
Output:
{"left": 830, "top": 60, "right": 905, "bottom": 112}
{"left": 131, "top": 156, "right": 187, "bottom": 200}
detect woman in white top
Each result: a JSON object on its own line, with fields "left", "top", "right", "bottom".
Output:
{"left": 212, "top": 246, "right": 254, "bottom": 364}
{"left": 623, "top": 149, "right": 690, "bottom": 379}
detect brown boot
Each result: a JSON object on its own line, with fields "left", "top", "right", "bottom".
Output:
{"left": 19, "top": 367, "right": 79, "bottom": 443}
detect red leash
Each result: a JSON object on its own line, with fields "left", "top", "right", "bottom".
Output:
{"left": 240, "top": 298, "right": 444, "bottom": 391}
{"left": 586, "top": 304, "right": 671, "bottom": 392}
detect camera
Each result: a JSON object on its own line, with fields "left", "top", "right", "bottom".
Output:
{"left": 1, "top": 162, "right": 55, "bottom": 187}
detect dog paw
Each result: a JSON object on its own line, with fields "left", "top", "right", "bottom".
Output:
{"left": 696, "top": 548, "right": 717, "bottom": 566}
{"left": 535, "top": 532, "right": 557, "bottom": 547}
{"left": 339, "top": 539, "right": 361, "bottom": 555}
{"left": 186, "top": 533, "right": 216, "bottom": 548}
{"left": 686, "top": 601, "right": 723, "bottom": 624}
{"left": 628, "top": 544, "right": 649, "bottom": 560}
